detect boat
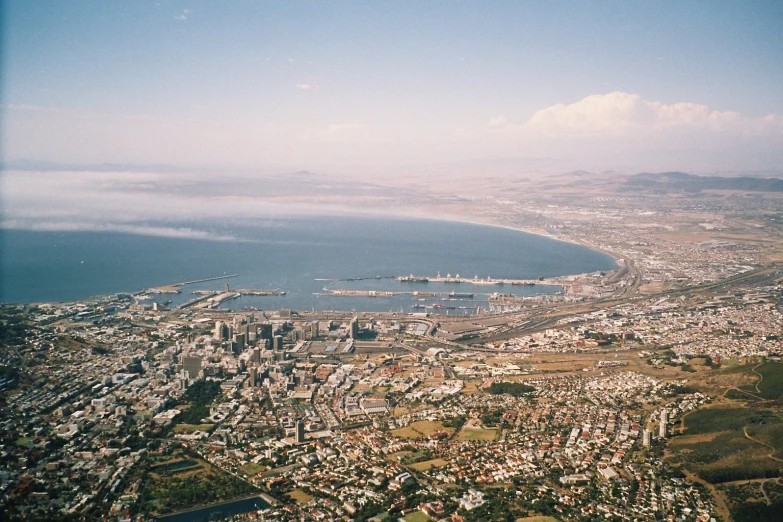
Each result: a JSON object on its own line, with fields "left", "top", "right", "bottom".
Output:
{"left": 398, "top": 275, "right": 429, "bottom": 282}
{"left": 448, "top": 292, "right": 474, "bottom": 298}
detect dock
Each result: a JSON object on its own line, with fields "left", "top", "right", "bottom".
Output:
{"left": 397, "top": 274, "right": 540, "bottom": 286}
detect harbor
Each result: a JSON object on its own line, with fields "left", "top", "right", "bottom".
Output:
{"left": 397, "top": 273, "right": 540, "bottom": 286}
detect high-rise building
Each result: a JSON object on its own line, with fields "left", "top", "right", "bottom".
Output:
{"left": 295, "top": 420, "right": 305, "bottom": 444}
{"left": 273, "top": 335, "right": 283, "bottom": 351}
{"left": 182, "top": 356, "right": 202, "bottom": 379}
{"left": 642, "top": 429, "right": 651, "bottom": 447}
{"left": 214, "top": 321, "right": 226, "bottom": 340}
{"left": 659, "top": 410, "right": 667, "bottom": 439}
{"left": 350, "top": 316, "right": 359, "bottom": 339}
{"left": 259, "top": 323, "right": 273, "bottom": 341}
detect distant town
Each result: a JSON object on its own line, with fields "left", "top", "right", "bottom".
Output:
{"left": 3, "top": 171, "right": 783, "bottom": 522}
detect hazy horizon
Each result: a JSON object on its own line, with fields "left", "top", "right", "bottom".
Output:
{"left": 2, "top": 1, "right": 782, "bottom": 176}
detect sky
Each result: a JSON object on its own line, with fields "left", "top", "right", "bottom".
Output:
{"left": 2, "top": 0, "right": 783, "bottom": 175}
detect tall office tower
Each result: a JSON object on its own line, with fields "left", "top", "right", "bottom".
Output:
{"left": 273, "top": 335, "right": 283, "bottom": 351}
{"left": 295, "top": 420, "right": 305, "bottom": 444}
{"left": 642, "top": 429, "right": 651, "bottom": 447}
{"left": 182, "top": 356, "right": 202, "bottom": 379}
{"left": 214, "top": 321, "right": 225, "bottom": 340}
{"left": 260, "top": 323, "right": 273, "bottom": 341}
{"left": 350, "top": 316, "right": 359, "bottom": 339}
{"left": 659, "top": 410, "right": 667, "bottom": 439}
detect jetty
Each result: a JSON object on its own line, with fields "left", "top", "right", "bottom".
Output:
{"left": 397, "top": 273, "right": 539, "bottom": 286}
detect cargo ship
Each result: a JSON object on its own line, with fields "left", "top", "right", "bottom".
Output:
{"left": 398, "top": 275, "right": 429, "bottom": 282}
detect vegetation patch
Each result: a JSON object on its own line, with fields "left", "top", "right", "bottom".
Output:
{"left": 403, "top": 511, "right": 431, "bottom": 522}
{"left": 391, "top": 420, "right": 454, "bottom": 439}
{"left": 239, "top": 462, "right": 266, "bottom": 476}
{"left": 745, "top": 422, "right": 783, "bottom": 457}
{"left": 683, "top": 408, "right": 780, "bottom": 435}
{"left": 752, "top": 362, "right": 783, "bottom": 400}
{"left": 287, "top": 489, "right": 314, "bottom": 504}
{"left": 670, "top": 431, "right": 781, "bottom": 483}
{"left": 172, "top": 380, "right": 222, "bottom": 425}
{"left": 410, "top": 458, "right": 449, "bottom": 471}
{"left": 487, "top": 382, "right": 535, "bottom": 397}
{"left": 172, "top": 423, "right": 215, "bottom": 434}
{"left": 458, "top": 427, "right": 499, "bottom": 441}
{"left": 144, "top": 461, "right": 258, "bottom": 515}
{"left": 386, "top": 450, "right": 414, "bottom": 462}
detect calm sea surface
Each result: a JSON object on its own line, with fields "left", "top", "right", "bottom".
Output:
{"left": 1, "top": 216, "right": 616, "bottom": 312}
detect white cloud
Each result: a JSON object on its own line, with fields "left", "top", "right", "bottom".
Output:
{"left": 296, "top": 83, "right": 314, "bottom": 90}
{"left": 174, "top": 9, "right": 190, "bottom": 21}
{"left": 486, "top": 115, "right": 507, "bottom": 128}
{"left": 523, "top": 92, "right": 765, "bottom": 135}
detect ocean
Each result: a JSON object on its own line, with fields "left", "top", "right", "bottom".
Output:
{"left": 0, "top": 215, "right": 616, "bottom": 312}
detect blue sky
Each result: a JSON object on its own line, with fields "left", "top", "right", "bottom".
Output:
{"left": 3, "top": 1, "right": 783, "bottom": 173}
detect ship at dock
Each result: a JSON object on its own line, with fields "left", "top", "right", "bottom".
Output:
{"left": 448, "top": 292, "right": 474, "bottom": 298}
{"left": 397, "top": 275, "right": 429, "bottom": 282}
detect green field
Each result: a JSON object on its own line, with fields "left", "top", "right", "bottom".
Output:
{"left": 391, "top": 420, "right": 454, "bottom": 439}
{"left": 172, "top": 423, "right": 215, "bottom": 433}
{"left": 669, "top": 431, "right": 780, "bottom": 483}
{"left": 752, "top": 362, "right": 783, "bottom": 400}
{"left": 683, "top": 408, "right": 780, "bottom": 435}
{"left": 287, "top": 489, "right": 314, "bottom": 504}
{"left": 403, "top": 512, "right": 431, "bottom": 522}
{"left": 239, "top": 462, "right": 266, "bottom": 476}
{"left": 457, "top": 427, "right": 499, "bottom": 441}
{"left": 410, "top": 458, "right": 449, "bottom": 471}
{"left": 719, "top": 481, "right": 783, "bottom": 522}
{"left": 745, "top": 422, "right": 783, "bottom": 457}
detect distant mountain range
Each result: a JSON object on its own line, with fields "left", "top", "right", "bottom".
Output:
{"left": 622, "top": 171, "right": 783, "bottom": 192}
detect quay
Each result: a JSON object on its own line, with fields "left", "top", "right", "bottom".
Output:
{"left": 398, "top": 273, "right": 539, "bottom": 286}
{"left": 191, "top": 289, "right": 286, "bottom": 296}
{"left": 146, "top": 274, "right": 239, "bottom": 294}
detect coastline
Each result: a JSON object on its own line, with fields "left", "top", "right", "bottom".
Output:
{"left": 2, "top": 212, "right": 620, "bottom": 305}
{"left": 375, "top": 208, "right": 624, "bottom": 270}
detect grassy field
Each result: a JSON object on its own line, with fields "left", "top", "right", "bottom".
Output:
{"left": 410, "top": 458, "right": 449, "bottom": 471}
{"left": 391, "top": 420, "right": 454, "bottom": 439}
{"left": 753, "top": 362, "right": 783, "bottom": 400}
{"left": 683, "top": 407, "right": 780, "bottom": 435}
{"left": 745, "top": 423, "right": 783, "bottom": 457}
{"left": 239, "top": 462, "right": 266, "bottom": 476}
{"left": 403, "top": 512, "right": 431, "bottom": 522}
{"left": 670, "top": 430, "right": 781, "bottom": 483}
{"left": 457, "top": 427, "right": 499, "bottom": 441}
{"left": 287, "top": 489, "right": 314, "bottom": 504}
{"left": 172, "top": 423, "right": 215, "bottom": 433}
{"left": 386, "top": 450, "right": 414, "bottom": 462}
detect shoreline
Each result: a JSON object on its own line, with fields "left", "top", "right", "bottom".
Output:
{"left": 2, "top": 212, "right": 620, "bottom": 306}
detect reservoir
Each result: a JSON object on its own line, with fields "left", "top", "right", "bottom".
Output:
{"left": 154, "top": 495, "right": 270, "bottom": 522}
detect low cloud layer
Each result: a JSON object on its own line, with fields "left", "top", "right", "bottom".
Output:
{"left": 3, "top": 92, "right": 782, "bottom": 173}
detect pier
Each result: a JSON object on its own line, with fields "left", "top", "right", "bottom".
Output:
{"left": 397, "top": 273, "right": 540, "bottom": 286}
{"left": 147, "top": 274, "right": 239, "bottom": 294}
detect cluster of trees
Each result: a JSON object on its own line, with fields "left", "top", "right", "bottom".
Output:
{"left": 487, "top": 382, "right": 535, "bottom": 397}
{"left": 173, "top": 380, "right": 222, "bottom": 425}
{"left": 150, "top": 472, "right": 258, "bottom": 513}
{"left": 0, "top": 310, "right": 29, "bottom": 345}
